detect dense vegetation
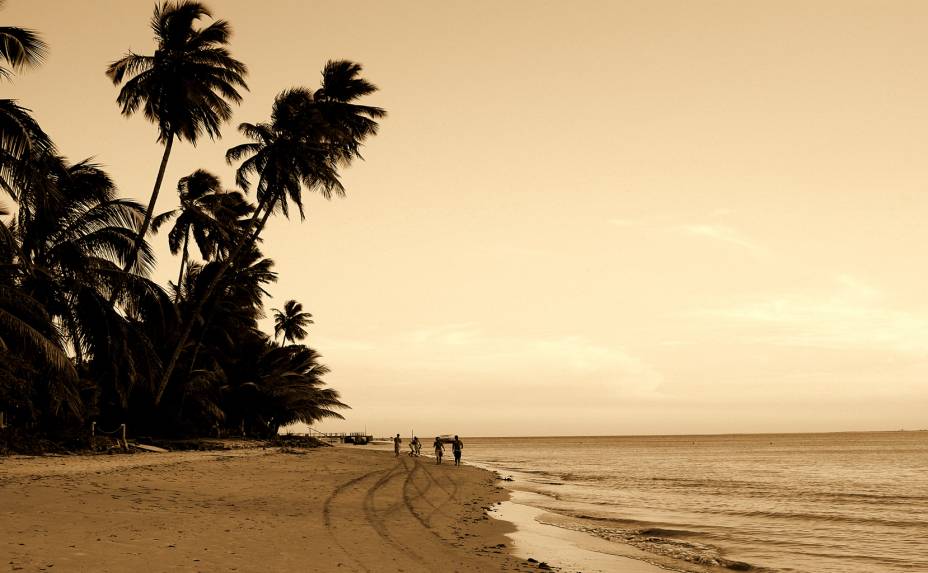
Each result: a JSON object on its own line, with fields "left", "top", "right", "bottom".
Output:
{"left": 0, "top": 1, "right": 383, "bottom": 443}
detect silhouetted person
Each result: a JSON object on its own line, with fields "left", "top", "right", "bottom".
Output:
{"left": 433, "top": 436, "right": 444, "bottom": 464}
{"left": 410, "top": 436, "right": 421, "bottom": 456}
{"left": 452, "top": 435, "right": 463, "bottom": 466}
{"left": 394, "top": 434, "right": 401, "bottom": 457}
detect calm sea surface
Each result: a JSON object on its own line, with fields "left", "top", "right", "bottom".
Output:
{"left": 465, "top": 432, "right": 928, "bottom": 573}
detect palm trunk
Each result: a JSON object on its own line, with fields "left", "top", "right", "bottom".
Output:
{"left": 154, "top": 193, "right": 279, "bottom": 405}
{"left": 126, "top": 132, "right": 174, "bottom": 274}
{"left": 109, "top": 132, "right": 175, "bottom": 309}
{"left": 66, "top": 317, "right": 84, "bottom": 366}
{"left": 185, "top": 294, "right": 220, "bottom": 376}
{"left": 175, "top": 228, "right": 190, "bottom": 302}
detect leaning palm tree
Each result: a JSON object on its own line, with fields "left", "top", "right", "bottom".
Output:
{"left": 151, "top": 169, "right": 251, "bottom": 300}
{"left": 154, "top": 60, "right": 383, "bottom": 404}
{"left": 272, "top": 299, "right": 312, "bottom": 344}
{"left": 106, "top": 0, "right": 247, "bottom": 272}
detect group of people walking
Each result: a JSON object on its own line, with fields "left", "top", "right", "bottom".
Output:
{"left": 394, "top": 434, "right": 464, "bottom": 465}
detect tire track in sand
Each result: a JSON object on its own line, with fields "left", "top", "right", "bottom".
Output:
{"left": 323, "top": 457, "right": 461, "bottom": 571}
{"left": 417, "top": 462, "right": 460, "bottom": 525}
{"left": 403, "top": 458, "right": 443, "bottom": 531}
{"left": 322, "top": 467, "right": 389, "bottom": 572}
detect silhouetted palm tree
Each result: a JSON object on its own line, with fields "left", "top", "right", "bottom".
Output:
{"left": 0, "top": 3, "right": 46, "bottom": 80}
{"left": 228, "top": 61, "right": 385, "bottom": 223}
{"left": 219, "top": 335, "right": 344, "bottom": 438}
{"left": 0, "top": 213, "right": 73, "bottom": 377}
{"left": 106, "top": 0, "right": 247, "bottom": 272}
{"left": 152, "top": 169, "right": 251, "bottom": 300}
{"left": 11, "top": 155, "right": 169, "bottom": 414}
{"left": 155, "top": 60, "right": 382, "bottom": 402}
{"left": 272, "top": 299, "right": 312, "bottom": 344}
{"left": 0, "top": 4, "right": 52, "bottom": 199}
{"left": 240, "top": 342, "right": 345, "bottom": 437}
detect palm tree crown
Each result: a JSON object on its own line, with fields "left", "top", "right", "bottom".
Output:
{"left": 106, "top": 1, "right": 247, "bottom": 144}
{"left": 152, "top": 169, "right": 251, "bottom": 298}
{"left": 0, "top": 1, "right": 47, "bottom": 81}
{"left": 272, "top": 299, "right": 312, "bottom": 344}
{"left": 227, "top": 60, "right": 385, "bottom": 221}
{"left": 0, "top": 3, "right": 53, "bottom": 199}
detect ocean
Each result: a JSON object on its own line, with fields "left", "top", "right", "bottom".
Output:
{"left": 464, "top": 432, "right": 928, "bottom": 573}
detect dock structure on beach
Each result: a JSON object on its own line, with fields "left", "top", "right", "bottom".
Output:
{"left": 306, "top": 428, "right": 374, "bottom": 444}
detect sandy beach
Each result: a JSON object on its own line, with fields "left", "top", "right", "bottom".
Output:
{"left": 0, "top": 447, "right": 541, "bottom": 572}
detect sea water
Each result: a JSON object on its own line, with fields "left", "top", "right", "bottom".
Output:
{"left": 466, "top": 432, "right": 928, "bottom": 573}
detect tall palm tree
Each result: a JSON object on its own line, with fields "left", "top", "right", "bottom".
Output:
{"left": 272, "top": 299, "right": 312, "bottom": 344}
{"left": 155, "top": 60, "right": 383, "bottom": 403}
{"left": 106, "top": 0, "right": 247, "bottom": 272}
{"left": 151, "top": 169, "right": 251, "bottom": 300}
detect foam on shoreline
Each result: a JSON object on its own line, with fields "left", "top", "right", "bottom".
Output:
{"left": 490, "top": 490, "right": 673, "bottom": 573}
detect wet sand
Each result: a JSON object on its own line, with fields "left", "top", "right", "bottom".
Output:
{"left": 0, "top": 447, "right": 539, "bottom": 572}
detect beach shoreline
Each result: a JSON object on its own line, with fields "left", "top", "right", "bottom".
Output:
{"left": 0, "top": 447, "right": 540, "bottom": 572}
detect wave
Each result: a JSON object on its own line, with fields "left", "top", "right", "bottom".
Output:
{"left": 536, "top": 515, "right": 764, "bottom": 572}
{"left": 722, "top": 509, "right": 927, "bottom": 528}
{"left": 638, "top": 527, "right": 699, "bottom": 537}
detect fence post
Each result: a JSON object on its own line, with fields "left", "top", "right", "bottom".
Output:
{"left": 120, "top": 424, "right": 128, "bottom": 451}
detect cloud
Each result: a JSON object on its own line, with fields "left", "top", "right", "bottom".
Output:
{"left": 677, "top": 224, "right": 759, "bottom": 251}
{"left": 323, "top": 323, "right": 664, "bottom": 398}
{"left": 608, "top": 218, "right": 638, "bottom": 228}
{"left": 690, "top": 276, "right": 928, "bottom": 353}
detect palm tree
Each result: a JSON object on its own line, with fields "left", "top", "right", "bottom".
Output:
{"left": 0, "top": 100, "right": 52, "bottom": 198}
{"left": 228, "top": 61, "right": 385, "bottom": 222}
{"left": 272, "top": 299, "right": 312, "bottom": 344}
{"left": 237, "top": 342, "right": 345, "bottom": 437}
{"left": 0, "top": 1, "right": 47, "bottom": 80}
{"left": 11, "top": 154, "right": 169, "bottom": 417}
{"left": 0, "top": 3, "right": 53, "bottom": 199}
{"left": 161, "top": 243, "right": 275, "bottom": 428}
{"left": 106, "top": 0, "right": 247, "bottom": 272}
{"left": 151, "top": 169, "right": 251, "bottom": 300}
{"left": 216, "top": 334, "right": 344, "bottom": 438}
{"left": 155, "top": 60, "right": 383, "bottom": 403}
{"left": 0, "top": 212, "right": 73, "bottom": 377}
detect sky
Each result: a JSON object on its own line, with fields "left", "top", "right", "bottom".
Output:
{"left": 5, "top": 0, "right": 928, "bottom": 436}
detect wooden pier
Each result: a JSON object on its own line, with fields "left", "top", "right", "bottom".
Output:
{"left": 305, "top": 428, "right": 375, "bottom": 445}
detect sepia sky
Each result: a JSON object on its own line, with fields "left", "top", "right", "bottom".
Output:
{"left": 6, "top": 0, "right": 928, "bottom": 436}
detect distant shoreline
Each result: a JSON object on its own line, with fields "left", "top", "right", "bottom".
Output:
{"left": 311, "top": 428, "right": 928, "bottom": 440}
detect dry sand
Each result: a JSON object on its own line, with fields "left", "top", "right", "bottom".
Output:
{"left": 0, "top": 447, "right": 545, "bottom": 572}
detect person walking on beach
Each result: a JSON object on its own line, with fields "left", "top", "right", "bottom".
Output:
{"left": 394, "top": 434, "right": 402, "bottom": 457}
{"left": 433, "top": 436, "right": 444, "bottom": 464}
{"left": 452, "top": 435, "right": 464, "bottom": 466}
{"left": 410, "top": 436, "right": 421, "bottom": 456}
